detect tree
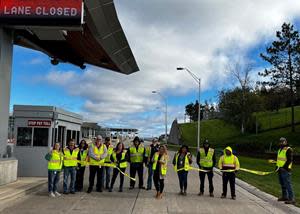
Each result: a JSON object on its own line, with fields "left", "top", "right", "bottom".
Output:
{"left": 259, "top": 23, "right": 300, "bottom": 132}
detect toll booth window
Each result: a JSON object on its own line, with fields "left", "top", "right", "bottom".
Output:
{"left": 17, "top": 127, "right": 32, "bottom": 146}
{"left": 33, "top": 128, "right": 49, "bottom": 147}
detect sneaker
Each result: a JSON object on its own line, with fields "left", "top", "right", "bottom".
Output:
{"left": 183, "top": 191, "right": 187, "bottom": 196}
{"left": 231, "top": 196, "right": 236, "bottom": 200}
{"left": 118, "top": 189, "right": 123, "bottom": 192}
{"left": 146, "top": 187, "right": 151, "bottom": 191}
{"left": 96, "top": 189, "right": 103, "bottom": 192}
{"left": 87, "top": 188, "right": 92, "bottom": 193}
{"left": 210, "top": 193, "right": 214, "bottom": 197}
{"left": 139, "top": 186, "right": 146, "bottom": 189}
{"left": 221, "top": 194, "right": 226, "bottom": 199}
{"left": 278, "top": 197, "right": 288, "bottom": 202}
{"left": 179, "top": 190, "right": 183, "bottom": 195}
{"left": 49, "top": 192, "right": 56, "bottom": 198}
{"left": 108, "top": 188, "right": 112, "bottom": 192}
{"left": 285, "top": 200, "right": 296, "bottom": 205}
{"left": 54, "top": 191, "right": 61, "bottom": 197}
{"left": 198, "top": 192, "right": 203, "bottom": 196}
{"left": 70, "top": 191, "right": 75, "bottom": 194}
{"left": 63, "top": 191, "right": 69, "bottom": 195}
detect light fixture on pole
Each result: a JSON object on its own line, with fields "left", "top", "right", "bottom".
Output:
{"left": 152, "top": 91, "right": 168, "bottom": 144}
{"left": 177, "top": 67, "right": 201, "bottom": 151}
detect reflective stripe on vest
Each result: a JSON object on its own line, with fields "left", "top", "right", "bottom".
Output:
{"left": 89, "top": 144, "right": 105, "bottom": 166}
{"left": 105, "top": 145, "right": 114, "bottom": 163}
{"left": 79, "top": 150, "right": 88, "bottom": 166}
{"left": 277, "top": 147, "right": 292, "bottom": 169}
{"left": 48, "top": 150, "right": 63, "bottom": 170}
{"left": 199, "top": 148, "right": 214, "bottom": 168}
{"left": 174, "top": 152, "right": 190, "bottom": 171}
{"left": 152, "top": 152, "right": 168, "bottom": 175}
{"left": 129, "top": 145, "right": 145, "bottom": 163}
{"left": 112, "top": 151, "right": 127, "bottom": 168}
{"left": 63, "top": 148, "right": 79, "bottom": 167}
{"left": 221, "top": 155, "right": 237, "bottom": 168}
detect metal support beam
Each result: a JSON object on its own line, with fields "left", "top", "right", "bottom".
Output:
{"left": 0, "top": 28, "right": 13, "bottom": 157}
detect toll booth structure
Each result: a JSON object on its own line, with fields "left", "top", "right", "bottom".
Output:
{"left": 13, "top": 105, "right": 82, "bottom": 177}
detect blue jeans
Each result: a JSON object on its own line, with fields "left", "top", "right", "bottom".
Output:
{"left": 103, "top": 166, "right": 111, "bottom": 189}
{"left": 278, "top": 169, "right": 294, "bottom": 200}
{"left": 63, "top": 167, "right": 76, "bottom": 192}
{"left": 147, "top": 163, "right": 153, "bottom": 189}
{"left": 177, "top": 171, "right": 188, "bottom": 191}
{"left": 48, "top": 170, "right": 60, "bottom": 193}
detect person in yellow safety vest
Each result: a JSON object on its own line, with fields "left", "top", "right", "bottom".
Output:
{"left": 196, "top": 139, "right": 216, "bottom": 197}
{"left": 218, "top": 146, "right": 240, "bottom": 200}
{"left": 46, "top": 142, "right": 63, "bottom": 198}
{"left": 128, "top": 136, "right": 146, "bottom": 189}
{"left": 103, "top": 137, "right": 114, "bottom": 190}
{"left": 87, "top": 135, "right": 107, "bottom": 193}
{"left": 109, "top": 142, "right": 128, "bottom": 192}
{"left": 75, "top": 139, "right": 88, "bottom": 192}
{"left": 172, "top": 145, "right": 193, "bottom": 196}
{"left": 146, "top": 138, "right": 160, "bottom": 190}
{"left": 276, "top": 137, "right": 295, "bottom": 205}
{"left": 152, "top": 145, "right": 168, "bottom": 199}
{"left": 62, "top": 140, "right": 79, "bottom": 194}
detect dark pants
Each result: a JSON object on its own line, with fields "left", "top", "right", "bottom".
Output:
{"left": 63, "top": 167, "right": 76, "bottom": 193}
{"left": 199, "top": 171, "right": 214, "bottom": 193}
{"left": 147, "top": 163, "right": 154, "bottom": 189}
{"left": 88, "top": 165, "right": 103, "bottom": 191}
{"left": 103, "top": 166, "right": 111, "bottom": 189}
{"left": 48, "top": 170, "right": 60, "bottom": 193}
{"left": 75, "top": 166, "right": 85, "bottom": 191}
{"left": 222, "top": 172, "right": 235, "bottom": 197}
{"left": 153, "top": 171, "right": 164, "bottom": 193}
{"left": 278, "top": 169, "right": 294, "bottom": 200}
{"left": 110, "top": 168, "right": 125, "bottom": 190}
{"left": 177, "top": 171, "right": 188, "bottom": 191}
{"left": 130, "top": 163, "right": 144, "bottom": 188}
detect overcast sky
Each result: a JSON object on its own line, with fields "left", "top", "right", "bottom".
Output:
{"left": 11, "top": 0, "right": 300, "bottom": 137}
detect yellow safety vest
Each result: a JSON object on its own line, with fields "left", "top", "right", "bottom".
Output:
{"left": 145, "top": 146, "right": 151, "bottom": 158}
{"left": 219, "top": 155, "right": 238, "bottom": 169}
{"left": 105, "top": 145, "right": 114, "bottom": 163}
{"left": 79, "top": 150, "right": 88, "bottom": 166}
{"left": 129, "top": 144, "right": 145, "bottom": 163}
{"left": 152, "top": 152, "right": 168, "bottom": 176}
{"left": 112, "top": 151, "right": 127, "bottom": 168}
{"left": 89, "top": 144, "right": 105, "bottom": 166}
{"left": 48, "top": 150, "right": 63, "bottom": 170}
{"left": 174, "top": 152, "right": 190, "bottom": 171}
{"left": 199, "top": 148, "right": 214, "bottom": 168}
{"left": 63, "top": 148, "right": 79, "bottom": 167}
{"left": 277, "top": 147, "right": 292, "bottom": 169}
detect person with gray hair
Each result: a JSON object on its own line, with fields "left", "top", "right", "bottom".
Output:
{"left": 87, "top": 135, "right": 107, "bottom": 193}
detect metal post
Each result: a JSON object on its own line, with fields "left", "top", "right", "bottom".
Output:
{"left": 0, "top": 28, "right": 13, "bottom": 157}
{"left": 197, "top": 78, "right": 201, "bottom": 151}
{"left": 165, "top": 102, "right": 168, "bottom": 144}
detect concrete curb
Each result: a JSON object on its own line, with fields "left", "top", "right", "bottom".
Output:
{"left": 214, "top": 169, "right": 300, "bottom": 214}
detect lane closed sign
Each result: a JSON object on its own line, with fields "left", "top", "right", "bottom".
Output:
{"left": 0, "top": 0, "right": 83, "bottom": 26}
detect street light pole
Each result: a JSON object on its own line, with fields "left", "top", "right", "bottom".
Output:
{"left": 177, "top": 67, "right": 201, "bottom": 151}
{"left": 152, "top": 91, "right": 168, "bottom": 144}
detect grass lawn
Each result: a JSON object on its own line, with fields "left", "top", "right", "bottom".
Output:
{"left": 237, "top": 156, "right": 300, "bottom": 206}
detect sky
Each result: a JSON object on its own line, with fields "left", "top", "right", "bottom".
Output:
{"left": 10, "top": 0, "right": 300, "bottom": 137}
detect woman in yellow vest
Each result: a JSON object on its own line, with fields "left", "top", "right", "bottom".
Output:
{"left": 46, "top": 142, "right": 63, "bottom": 198}
{"left": 109, "top": 142, "right": 128, "bottom": 192}
{"left": 218, "top": 146, "right": 240, "bottom": 200}
{"left": 152, "top": 145, "right": 168, "bottom": 199}
{"left": 172, "top": 145, "right": 192, "bottom": 196}
{"left": 103, "top": 137, "right": 114, "bottom": 190}
{"left": 75, "top": 139, "right": 88, "bottom": 192}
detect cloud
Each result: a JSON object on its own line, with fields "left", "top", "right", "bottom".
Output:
{"left": 41, "top": 0, "right": 300, "bottom": 136}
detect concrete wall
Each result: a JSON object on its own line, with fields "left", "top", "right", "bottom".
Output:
{"left": 0, "top": 159, "right": 18, "bottom": 185}
{"left": 14, "top": 147, "right": 48, "bottom": 177}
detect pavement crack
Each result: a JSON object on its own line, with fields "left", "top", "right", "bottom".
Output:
{"left": 130, "top": 189, "right": 140, "bottom": 214}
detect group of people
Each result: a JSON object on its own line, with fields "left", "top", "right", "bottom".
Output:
{"left": 46, "top": 135, "right": 295, "bottom": 205}
{"left": 46, "top": 135, "right": 168, "bottom": 199}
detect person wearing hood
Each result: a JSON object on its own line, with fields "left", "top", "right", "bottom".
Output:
{"left": 276, "top": 137, "right": 295, "bottom": 205}
{"left": 145, "top": 138, "right": 160, "bottom": 190}
{"left": 128, "top": 136, "right": 146, "bottom": 189}
{"left": 196, "top": 139, "right": 216, "bottom": 197}
{"left": 218, "top": 146, "right": 240, "bottom": 200}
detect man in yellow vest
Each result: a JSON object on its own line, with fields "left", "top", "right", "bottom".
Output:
{"left": 103, "top": 137, "right": 114, "bottom": 189}
{"left": 62, "top": 140, "right": 79, "bottom": 194}
{"left": 196, "top": 139, "right": 216, "bottom": 197}
{"left": 276, "top": 137, "right": 295, "bottom": 204}
{"left": 218, "top": 146, "right": 240, "bottom": 200}
{"left": 87, "top": 135, "right": 107, "bottom": 193}
{"left": 128, "top": 136, "right": 146, "bottom": 189}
